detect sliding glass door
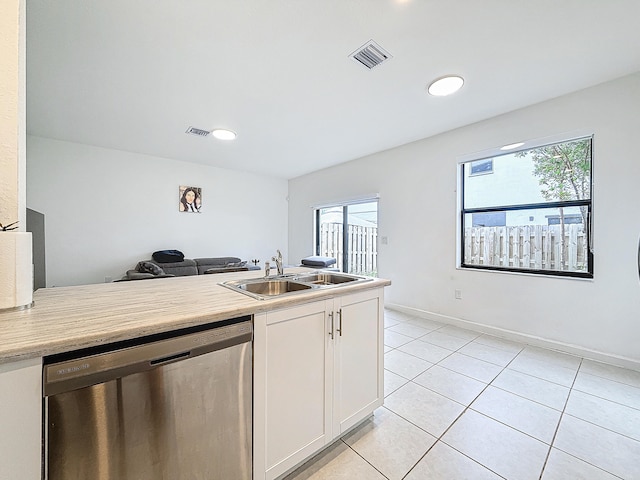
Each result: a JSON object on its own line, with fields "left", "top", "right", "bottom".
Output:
{"left": 315, "top": 200, "right": 378, "bottom": 276}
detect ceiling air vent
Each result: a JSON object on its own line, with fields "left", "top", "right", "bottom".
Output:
{"left": 185, "top": 126, "right": 211, "bottom": 137}
{"left": 349, "top": 40, "right": 392, "bottom": 70}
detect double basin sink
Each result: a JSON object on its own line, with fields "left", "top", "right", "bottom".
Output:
{"left": 220, "top": 271, "right": 372, "bottom": 300}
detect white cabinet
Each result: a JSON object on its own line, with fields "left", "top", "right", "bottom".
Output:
{"left": 0, "top": 357, "right": 42, "bottom": 480}
{"left": 254, "top": 299, "right": 333, "bottom": 480}
{"left": 333, "top": 290, "right": 384, "bottom": 435}
{"left": 254, "top": 288, "right": 384, "bottom": 480}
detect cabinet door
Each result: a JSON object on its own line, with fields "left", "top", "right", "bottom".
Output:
{"left": 334, "top": 288, "right": 384, "bottom": 434}
{"left": 259, "top": 300, "right": 333, "bottom": 480}
{"left": 0, "top": 357, "right": 42, "bottom": 480}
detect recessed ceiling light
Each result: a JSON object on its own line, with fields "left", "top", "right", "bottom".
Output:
{"left": 211, "top": 129, "right": 237, "bottom": 140}
{"left": 427, "top": 75, "right": 464, "bottom": 96}
{"left": 500, "top": 142, "right": 525, "bottom": 151}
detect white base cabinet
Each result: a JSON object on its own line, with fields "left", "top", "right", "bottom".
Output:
{"left": 0, "top": 357, "right": 42, "bottom": 480}
{"left": 333, "top": 289, "right": 383, "bottom": 436}
{"left": 254, "top": 288, "right": 384, "bottom": 480}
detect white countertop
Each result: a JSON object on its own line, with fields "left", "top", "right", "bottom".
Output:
{"left": 0, "top": 268, "right": 390, "bottom": 364}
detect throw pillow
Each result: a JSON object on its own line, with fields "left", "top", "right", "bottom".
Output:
{"left": 136, "top": 261, "right": 166, "bottom": 276}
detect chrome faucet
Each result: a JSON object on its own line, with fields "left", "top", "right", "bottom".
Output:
{"left": 272, "top": 249, "right": 284, "bottom": 276}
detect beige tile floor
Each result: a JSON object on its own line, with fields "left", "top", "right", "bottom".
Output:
{"left": 284, "top": 309, "right": 640, "bottom": 480}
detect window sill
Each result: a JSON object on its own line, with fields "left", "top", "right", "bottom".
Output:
{"left": 457, "top": 264, "right": 594, "bottom": 281}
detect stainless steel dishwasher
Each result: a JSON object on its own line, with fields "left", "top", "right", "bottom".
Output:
{"left": 43, "top": 316, "right": 252, "bottom": 480}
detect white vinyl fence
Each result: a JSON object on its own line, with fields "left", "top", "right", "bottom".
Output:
{"left": 318, "top": 223, "right": 378, "bottom": 275}
{"left": 464, "top": 224, "right": 588, "bottom": 271}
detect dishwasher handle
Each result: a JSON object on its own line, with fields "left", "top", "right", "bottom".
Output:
{"left": 150, "top": 350, "right": 191, "bottom": 366}
{"left": 44, "top": 319, "right": 252, "bottom": 397}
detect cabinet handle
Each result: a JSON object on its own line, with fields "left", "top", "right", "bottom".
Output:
{"left": 328, "top": 311, "right": 334, "bottom": 339}
{"left": 336, "top": 309, "right": 342, "bottom": 336}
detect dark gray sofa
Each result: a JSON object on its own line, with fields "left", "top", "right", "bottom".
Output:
{"left": 121, "top": 257, "right": 259, "bottom": 281}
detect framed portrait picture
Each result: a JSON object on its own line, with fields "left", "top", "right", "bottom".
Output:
{"left": 179, "top": 186, "right": 202, "bottom": 213}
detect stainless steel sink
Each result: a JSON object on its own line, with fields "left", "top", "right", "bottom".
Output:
{"left": 221, "top": 278, "right": 313, "bottom": 300}
{"left": 291, "top": 272, "right": 364, "bottom": 285}
{"left": 239, "top": 279, "right": 312, "bottom": 296}
{"left": 220, "top": 271, "right": 373, "bottom": 300}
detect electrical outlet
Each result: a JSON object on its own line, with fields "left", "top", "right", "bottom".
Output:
{"left": 455, "top": 289, "right": 462, "bottom": 300}
{"left": 105, "top": 276, "right": 112, "bottom": 283}
{"left": 381, "top": 236, "right": 388, "bottom": 245}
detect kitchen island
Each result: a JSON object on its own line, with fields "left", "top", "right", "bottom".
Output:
{"left": 0, "top": 267, "right": 390, "bottom": 479}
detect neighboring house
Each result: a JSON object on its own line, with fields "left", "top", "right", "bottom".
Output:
{"left": 465, "top": 153, "right": 584, "bottom": 228}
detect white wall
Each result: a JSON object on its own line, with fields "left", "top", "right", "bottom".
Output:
{"left": 0, "top": 0, "right": 26, "bottom": 229}
{"left": 289, "top": 72, "right": 640, "bottom": 366}
{"left": 27, "top": 136, "right": 288, "bottom": 287}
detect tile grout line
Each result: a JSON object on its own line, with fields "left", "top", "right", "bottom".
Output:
{"left": 383, "top": 330, "right": 480, "bottom": 403}
{"left": 387, "top": 311, "right": 538, "bottom": 355}
{"left": 386, "top": 312, "right": 640, "bottom": 380}
{"left": 397, "top": 346, "right": 523, "bottom": 480}
{"left": 385, "top": 328, "right": 480, "bottom": 391}
{"left": 578, "top": 368, "right": 640, "bottom": 389}
{"left": 382, "top": 320, "right": 499, "bottom": 479}
{"left": 384, "top": 313, "right": 638, "bottom": 480}
{"left": 549, "top": 445, "right": 626, "bottom": 479}
{"left": 537, "top": 357, "right": 583, "bottom": 480}
{"left": 392, "top": 331, "right": 521, "bottom": 479}
{"left": 385, "top": 314, "right": 637, "bottom": 479}
{"left": 387, "top": 319, "right": 536, "bottom": 374}
{"left": 364, "top": 312, "right": 474, "bottom": 480}
{"left": 415, "top": 342, "right": 545, "bottom": 478}
{"left": 383, "top": 326, "right": 474, "bottom": 384}
{"left": 571, "top": 377, "right": 640, "bottom": 411}
{"left": 559, "top": 411, "right": 640, "bottom": 443}
{"left": 505, "top": 366, "right": 578, "bottom": 389}
{"left": 537, "top": 359, "right": 629, "bottom": 480}
{"left": 457, "top": 352, "right": 572, "bottom": 445}
{"left": 339, "top": 438, "right": 391, "bottom": 480}
{"left": 488, "top": 383, "right": 566, "bottom": 412}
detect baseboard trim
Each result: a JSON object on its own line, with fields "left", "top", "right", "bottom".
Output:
{"left": 385, "top": 303, "right": 640, "bottom": 372}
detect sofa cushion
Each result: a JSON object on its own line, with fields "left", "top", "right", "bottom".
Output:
{"left": 146, "top": 259, "right": 198, "bottom": 276}
{"left": 124, "top": 271, "right": 176, "bottom": 280}
{"left": 194, "top": 257, "right": 242, "bottom": 275}
{"left": 203, "top": 266, "right": 250, "bottom": 274}
{"left": 136, "top": 261, "right": 166, "bottom": 275}
{"left": 226, "top": 260, "right": 247, "bottom": 268}
{"left": 195, "top": 257, "right": 242, "bottom": 266}
{"left": 120, "top": 268, "right": 176, "bottom": 281}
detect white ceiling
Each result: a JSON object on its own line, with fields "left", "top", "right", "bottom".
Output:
{"left": 26, "top": 0, "right": 640, "bottom": 179}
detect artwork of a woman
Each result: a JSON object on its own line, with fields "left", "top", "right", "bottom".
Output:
{"left": 179, "top": 186, "right": 202, "bottom": 213}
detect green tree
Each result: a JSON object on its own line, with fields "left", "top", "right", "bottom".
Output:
{"left": 515, "top": 138, "right": 591, "bottom": 269}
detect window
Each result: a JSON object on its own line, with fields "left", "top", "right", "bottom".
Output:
{"left": 470, "top": 159, "right": 493, "bottom": 175}
{"left": 459, "top": 136, "right": 593, "bottom": 277}
{"left": 315, "top": 200, "right": 378, "bottom": 276}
